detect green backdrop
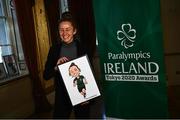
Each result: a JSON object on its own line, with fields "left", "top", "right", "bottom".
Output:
{"left": 93, "top": 0, "right": 169, "bottom": 118}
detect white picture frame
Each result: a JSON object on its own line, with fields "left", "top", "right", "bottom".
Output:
{"left": 58, "top": 55, "right": 101, "bottom": 106}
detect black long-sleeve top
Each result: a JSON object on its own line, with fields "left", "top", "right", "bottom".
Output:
{"left": 43, "top": 39, "right": 89, "bottom": 106}
{"left": 43, "top": 40, "right": 87, "bottom": 85}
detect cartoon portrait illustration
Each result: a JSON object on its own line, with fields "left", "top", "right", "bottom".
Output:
{"left": 69, "top": 62, "right": 88, "bottom": 98}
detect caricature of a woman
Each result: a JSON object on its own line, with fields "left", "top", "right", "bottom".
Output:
{"left": 69, "top": 62, "right": 88, "bottom": 98}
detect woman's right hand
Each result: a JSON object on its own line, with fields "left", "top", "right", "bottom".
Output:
{"left": 56, "top": 56, "right": 69, "bottom": 65}
{"left": 54, "top": 57, "right": 69, "bottom": 71}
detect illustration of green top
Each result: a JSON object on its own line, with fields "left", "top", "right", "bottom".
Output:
{"left": 73, "top": 75, "right": 86, "bottom": 92}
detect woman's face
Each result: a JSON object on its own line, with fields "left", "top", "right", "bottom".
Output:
{"left": 69, "top": 65, "right": 80, "bottom": 77}
{"left": 59, "top": 21, "right": 76, "bottom": 44}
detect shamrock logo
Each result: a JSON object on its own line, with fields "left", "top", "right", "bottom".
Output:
{"left": 117, "top": 23, "right": 136, "bottom": 49}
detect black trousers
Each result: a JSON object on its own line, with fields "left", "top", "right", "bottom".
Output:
{"left": 53, "top": 103, "right": 90, "bottom": 119}
{"left": 53, "top": 90, "right": 90, "bottom": 119}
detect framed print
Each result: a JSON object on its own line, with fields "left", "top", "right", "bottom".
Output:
{"left": 3, "top": 55, "right": 19, "bottom": 76}
{"left": 19, "top": 62, "right": 27, "bottom": 70}
{"left": 0, "top": 63, "right": 7, "bottom": 80}
{"left": 58, "top": 55, "right": 101, "bottom": 106}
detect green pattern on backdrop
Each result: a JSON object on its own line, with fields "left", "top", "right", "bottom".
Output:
{"left": 93, "top": 0, "right": 169, "bottom": 118}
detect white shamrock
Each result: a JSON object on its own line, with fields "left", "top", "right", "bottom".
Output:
{"left": 117, "top": 23, "right": 136, "bottom": 49}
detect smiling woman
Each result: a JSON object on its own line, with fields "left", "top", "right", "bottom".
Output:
{"left": 59, "top": 21, "right": 77, "bottom": 44}
{"left": 43, "top": 15, "right": 93, "bottom": 119}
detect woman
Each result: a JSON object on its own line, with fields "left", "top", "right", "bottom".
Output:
{"left": 43, "top": 16, "right": 90, "bottom": 119}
